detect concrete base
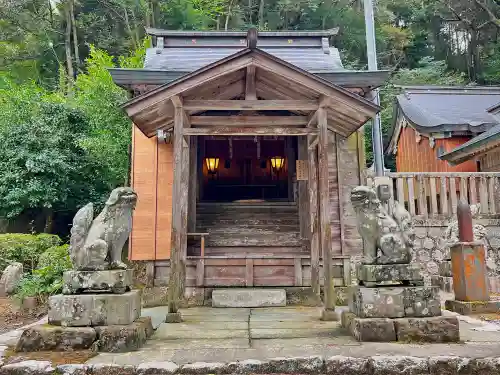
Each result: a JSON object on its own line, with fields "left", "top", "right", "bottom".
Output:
{"left": 356, "top": 263, "right": 423, "bottom": 286}
{"left": 62, "top": 269, "right": 134, "bottom": 294}
{"left": 15, "top": 317, "right": 153, "bottom": 352}
{"left": 445, "top": 299, "right": 500, "bottom": 315}
{"left": 320, "top": 308, "right": 338, "bottom": 321}
{"left": 341, "top": 310, "right": 459, "bottom": 343}
{"left": 349, "top": 285, "right": 441, "bottom": 318}
{"left": 165, "top": 312, "right": 182, "bottom": 323}
{"left": 48, "top": 290, "right": 141, "bottom": 327}
{"left": 212, "top": 288, "right": 286, "bottom": 308}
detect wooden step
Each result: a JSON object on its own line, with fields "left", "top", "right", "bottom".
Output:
{"left": 212, "top": 288, "right": 286, "bottom": 308}
{"left": 202, "top": 246, "right": 308, "bottom": 256}
{"left": 201, "top": 233, "right": 305, "bottom": 247}
{"left": 197, "top": 218, "right": 299, "bottom": 226}
{"left": 196, "top": 227, "right": 300, "bottom": 236}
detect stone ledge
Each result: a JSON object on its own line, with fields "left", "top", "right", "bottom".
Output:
{"left": 62, "top": 270, "right": 134, "bottom": 294}
{"left": 445, "top": 299, "right": 500, "bottom": 315}
{"left": 4, "top": 356, "right": 500, "bottom": 374}
{"left": 3, "top": 355, "right": 500, "bottom": 375}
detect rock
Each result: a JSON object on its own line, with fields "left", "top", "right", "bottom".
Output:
{"left": 428, "top": 356, "right": 469, "bottom": 375}
{"left": 62, "top": 269, "right": 134, "bottom": 294}
{"left": 326, "top": 356, "right": 370, "bottom": 375}
{"left": 394, "top": 316, "right": 459, "bottom": 343}
{"left": 402, "top": 286, "right": 441, "bottom": 317}
{"left": 0, "top": 360, "right": 54, "bottom": 375}
{"left": 48, "top": 290, "right": 141, "bottom": 327}
{"left": 350, "top": 317, "right": 396, "bottom": 342}
{"left": 227, "top": 359, "right": 267, "bottom": 374}
{"left": 56, "top": 364, "right": 89, "bottom": 375}
{"left": 179, "top": 362, "right": 229, "bottom": 374}
{"left": 357, "top": 264, "right": 422, "bottom": 284}
{"left": 92, "top": 316, "right": 153, "bottom": 352}
{"left": 268, "top": 356, "right": 324, "bottom": 373}
{"left": 349, "top": 286, "right": 405, "bottom": 318}
{"left": 212, "top": 288, "right": 286, "bottom": 308}
{"left": 0, "top": 262, "right": 23, "bottom": 296}
{"left": 438, "top": 261, "right": 452, "bottom": 277}
{"left": 91, "top": 364, "right": 136, "bottom": 375}
{"left": 69, "top": 187, "right": 137, "bottom": 271}
{"left": 137, "top": 362, "right": 179, "bottom": 375}
{"left": 15, "top": 325, "right": 96, "bottom": 352}
{"left": 445, "top": 299, "right": 500, "bottom": 315}
{"left": 370, "top": 356, "right": 428, "bottom": 375}
{"left": 469, "top": 357, "right": 500, "bottom": 375}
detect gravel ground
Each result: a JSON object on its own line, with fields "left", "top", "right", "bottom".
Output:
{"left": 0, "top": 297, "right": 46, "bottom": 335}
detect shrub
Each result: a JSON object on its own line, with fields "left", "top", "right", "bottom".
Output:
{"left": 15, "top": 244, "right": 72, "bottom": 300}
{"left": 0, "top": 233, "right": 61, "bottom": 272}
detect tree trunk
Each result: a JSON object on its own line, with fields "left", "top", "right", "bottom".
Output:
{"left": 48, "top": 0, "right": 54, "bottom": 26}
{"left": 123, "top": 5, "right": 138, "bottom": 49}
{"left": 70, "top": 0, "right": 80, "bottom": 70}
{"left": 43, "top": 208, "right": 53, "bottom": 234}
{"left": 225, "top": 0, "right": 234, "bottom": 30}
{"left": 248, "top": 0, "right": 252, "bottom": 25}
{"left": 64, "top": 1, "right": 74, "bottom": 89}
{"left": 258, "top": 0, "right": 264, "bottom": 29}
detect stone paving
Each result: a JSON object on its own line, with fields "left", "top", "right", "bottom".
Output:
{"left": 84, "top": 306, "right": 500, "bottom": 365}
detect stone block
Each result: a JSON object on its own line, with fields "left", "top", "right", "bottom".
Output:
{"left": 62, "top": 269, "right": 133, "bottom": 294}
{"left": 92, "top": 316, "right": 153, "bottom": 352}
{"left": 349, "top": 317, "right": 396, "bottom": 342}
{"left": 320, "top": 308, "right": 338, "bottom": 321}
{"left": 371, "top": 356, "right": 428, "bottom": 375}
{"left": 56, "top": 364, "right": 89, "bottom": 375}
{"left": 340, "top": 310, "right": 355, "bottom": 331}
{"left": 180, "top": 362, "right": 229, "bottom": 374}
{"left": 0, "top": 360, "right": 54, "bottom": 375}
{"left": 325, "top": 356, "right": 370, "bottom": 375}
{"left": 212, "top": 288, "right": 286, "bottom": 307}
{"left": 450, "top": 242, "right": 489, "bottom": 301}
{"left": 349, "top": 286, "right": 440, "bottom": 318}
{"left": 428, "top": 356, "right": 469, "bottom": 375}
{"left": 267, "top": 356, "right": 324, "bottom": 373}
{"left": 488, "top": 276, "right": 500, "bottom": 293}
{"left": 48, "top": 290, "right": 141, "bottom": 327}
{"left": 439, "top": 261, "right": 452, "bottom": 277}
{"left": 356, "top": 264, "right": 422, "bottom": 285}
{"left": 137, "top": 362, "right": 179, "bottom": 375}
{"left": 91, "top": 364, "right": 136, "bottom": 375}
{"left": 15, "top": 324, "right": 96, "bottom": 352}
{"left": 445, "top": 299, "right": 500, "bottom": 315}
{"left": 165, "top": 312, "right": 182, "bottom": 323}
{"left": 394, "top": 316, "right": 459, "bottom": 343}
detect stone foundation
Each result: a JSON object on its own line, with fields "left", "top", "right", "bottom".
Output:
{"left": 356, "top": 264, "right": 422, "bottom": 286}
{"left": 445, "top": 299, "right": 500, "bottom": 315}
{"left": 341, "top": 310, "right": 459, "bottom": 343}
{"left": 48, "top": 290, "right": 141, "bottom": 327}
{"left": 62, "top": 269, "right": 134, "bottom": 294}
{"left": 15, "top": 317, "right": 153, "bottom": 353}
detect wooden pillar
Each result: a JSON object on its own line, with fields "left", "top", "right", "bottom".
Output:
{"left": 318, "top": 106, "right": 336, "bottom": 320}
{"left": 167, "top": 97, "right": 188, "bottom": 320}
{"left": 308, "top": 137, "right": 320, "bottom": 297}
{"left": 188, "top": 136, "right": 197, "bottom": 233}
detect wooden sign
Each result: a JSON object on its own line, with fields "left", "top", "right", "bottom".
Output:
{"left": 296, "top": 160, "right": 308, "bottom": 181}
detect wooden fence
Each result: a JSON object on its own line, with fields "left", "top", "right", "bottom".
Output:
{"left": 386, "top": 172, "right": 500, "bottom": 218}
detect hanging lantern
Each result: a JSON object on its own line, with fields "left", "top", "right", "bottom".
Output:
{"left": 270, "top": 156, "right": 285, "bottom": 172}
{"left": 205, "top": 157, "right": 220, "bottom": 174}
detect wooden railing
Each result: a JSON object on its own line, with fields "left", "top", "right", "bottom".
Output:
{"left": 386, "top": 172, "right": 500, "bottom": 218}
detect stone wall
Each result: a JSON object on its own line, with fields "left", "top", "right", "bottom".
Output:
{"left": 410, "top": 218, "right": 500, "bottom": 284}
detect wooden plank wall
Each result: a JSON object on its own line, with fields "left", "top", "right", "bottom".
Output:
{"left": 327, "top": 132, "right": 342, "bottom": 255}
{"left": 129, "top": 125, "right": 173, "bottom": 261}
{"left": 396, "top": 127, "right": 477, "bottom": 173}
{"left": 336, "top": 130, "right": 363, "bottom": 256}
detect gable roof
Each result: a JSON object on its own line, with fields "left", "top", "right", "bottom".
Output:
{"left": 122, "top": 47, "right": 380, "bottom": 138}
{"left": 440, "top": 123, "right": 500, "bottom": 164}
{"left": 385, "top": 86, "right": 500, "bottom": 154}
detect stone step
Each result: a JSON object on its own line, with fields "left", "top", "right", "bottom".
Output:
{"left": 212, "top": 288, "right": 286, "bottom": 308}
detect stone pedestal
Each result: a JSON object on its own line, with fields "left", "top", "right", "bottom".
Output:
{"left": 48, "top": 290, "right": 141, "bottom": 327}
{"left": 62, "top": 269, "right": 133, "bottom": 294}
{"left": 356, "top": 264, "right": 423, "bottom": 286}
{"left": 450, "top": 242, "right": 489, "bottom": 301}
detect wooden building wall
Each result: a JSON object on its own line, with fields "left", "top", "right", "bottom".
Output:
{"left": 396, "top": 127, "right": 477, "bottom": 173}
{"left": 129, "top": 125, "right": 173, "bottom": 261}
{"left": 479, "top": 148, "right": 500, "bottom": 172}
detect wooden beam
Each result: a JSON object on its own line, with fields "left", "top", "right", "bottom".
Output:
{"left": 190, "top": 116, "right": 309, "bottom": 127}
{"left": 317, "top": 107, "right": 335, "bottom": 314}
{"left": 183, "top": 127, "right": 318, "bottom": 136}
{"left": 307, "top": 111, "right": 318, "bottom": 128}
{"left": 308, "top": 135, "right": 319, "bottom": 150}
{"left": 308, "top": 135, "right": 320, "bottom": 297}
{"left": 167, "top": 104, "right": 187, "bottom": 315}
{"left": 183, "top": 100, "right": 318, "bottom": 111}
{"left": 245, "top": 66, "right": 257, "bottom": 100}
{"left": 171, "top": 95, "right": 183, "bottom": 108}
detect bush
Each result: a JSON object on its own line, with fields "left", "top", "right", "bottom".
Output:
{"left": 15, "top": 244, "right": 72, "bottom": 300}
{"left": 0, "top": 233, "right": 62, "bottom": 272}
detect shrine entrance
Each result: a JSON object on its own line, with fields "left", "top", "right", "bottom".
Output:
{"left": 200, "top": 136, "right": 295, "bottom": 202}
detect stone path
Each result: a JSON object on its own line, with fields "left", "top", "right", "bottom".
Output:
{"left": 87, "top": 306, "right": 500, "bottom": 366}
{"left": 0, "top": 316, "right": 47, "bottom": 347}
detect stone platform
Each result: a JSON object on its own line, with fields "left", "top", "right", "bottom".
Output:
{"left": 349, "top": 285, "right": 441, "bottom": 318}
{"left": 341, "top": 310, "right": 459, "bottom": 342}
{"left": 62, "top": 269, "right": 133, "bottom": 294}
{"left": 212, "top": 288, "right": 286, "bottom": 308}
{"left": 48, "top": 290, "right": 141, "bottom": 326}
{"left": 445, "top": 298, "right": 500, "bottom": 315}
{"left": 15, "top": 317, "right": 153, "bottom": 353}
{"left": 356, "top": 264, "right": 423, "bottom": 286}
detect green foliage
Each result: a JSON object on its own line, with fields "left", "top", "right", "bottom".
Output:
{"left": 0, "top": 233, "right": 61, "bottom": 272}
{"left": 15, "top": 244, "right": 71, "bottom": 300}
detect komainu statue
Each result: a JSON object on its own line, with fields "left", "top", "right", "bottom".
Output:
{"left": 351, "top": 185, "right": 415, "bottom": 265}
{"left": 69, "top": 187, "right": 138, "bottom": 271}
